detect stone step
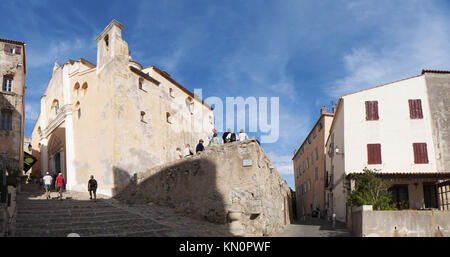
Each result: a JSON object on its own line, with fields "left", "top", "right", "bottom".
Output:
{"left": 14, "top": 222, "right": 170, "bottom": 237}
{"left": 17, "top": 209, "right": 125, "bottom": 217}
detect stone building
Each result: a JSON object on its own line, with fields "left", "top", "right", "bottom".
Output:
{"left": 292, "top": 107, "right": 334, "bottom": 218}
{"left": 326, "top": 70, "right": 450, "bottom": 223}
{"left": 0, "top": 38, "right": 26, "bottom": 177}
{"left": 31, "top": 20, "right": 214, "bottom": 196}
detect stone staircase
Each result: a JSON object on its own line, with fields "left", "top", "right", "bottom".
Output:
{"left": 13, "top": 184, "right": 231, "bottom": 237}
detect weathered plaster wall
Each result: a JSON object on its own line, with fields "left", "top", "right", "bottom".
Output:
{"left": 424, "top": 73, "right": 450, "bottom": 172}
{"left": 114, "top": 140, "right": 292, "bottom": 236}
{"left": 0, "top": 41, "right": 25, "bottom": 172}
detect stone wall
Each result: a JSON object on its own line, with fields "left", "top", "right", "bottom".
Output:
{"left": 114, "top": 139, "right": 292, "bottom": 236}
{"left": 351, "top": 205, "right": 450, "bottom": 237}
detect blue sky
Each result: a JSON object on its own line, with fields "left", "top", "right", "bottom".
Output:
{"left": 1, "top": 0, "right": 449, "bottom": 190}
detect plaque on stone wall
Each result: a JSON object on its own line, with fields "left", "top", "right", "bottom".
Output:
{"left": 243, "top": 159, "right": 252, "bottom": 167}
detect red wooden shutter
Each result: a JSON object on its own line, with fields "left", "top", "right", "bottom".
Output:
{"left": 15, "top": 46, "right": 21, "bottom": 54}
{"left": 367, "top": 144, "right": 381, "bottom": 164}
{"left": 373, "top": 101, "right": 379, "bottom": 120}
{"left": 4, "top": 44, "right": 10, "bottom": 53}
{"left": 413, "top": 143, "right": 428, "bottom": 164}
{"left": 365, "top": 101, "right": 371, "bottom": 120}
{"left": 409, "top": 99, "right": 423, "bottom": 119}
{"left": 365, "top": 101, "right": 379, "bottom": 120}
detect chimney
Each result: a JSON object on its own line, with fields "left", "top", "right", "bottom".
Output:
{"left": 320, "top": 106, "right": 327, "bottom": 115}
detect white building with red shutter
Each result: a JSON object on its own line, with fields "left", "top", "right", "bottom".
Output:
{"left": 325, "top": 70, "right": 450, "bottom": 223}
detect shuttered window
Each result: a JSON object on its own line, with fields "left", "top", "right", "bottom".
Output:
{"left": 365, "top": 101, "right": 379, "bottom": 120}
{"left": 413, "top": 143, "right": 428, "bottom": 164}
{"left": 15, "top": 46, "right": 21, "bottom": 54}
{"left": 1, "top": 111, "right": 12, "bottom": 130}
{"left": 409, "top": 99, "right": 423, "bottom": 119}
{"left": 367, "top": 144, "right": 382, "bottom": 164}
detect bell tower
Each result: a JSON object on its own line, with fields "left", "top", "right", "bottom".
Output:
{"left": 95, "top": 20, "right": 129, "bottom": 73}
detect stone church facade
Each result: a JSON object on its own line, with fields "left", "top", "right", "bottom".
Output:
{"left": 31, "top": 20, "right": 214, "bottom": 196}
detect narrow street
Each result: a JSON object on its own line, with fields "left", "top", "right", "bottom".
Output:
{"left": 274, "top": 217, "right": 353, "bottom": 237}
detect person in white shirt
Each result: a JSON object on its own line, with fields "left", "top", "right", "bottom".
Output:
{"left": 43, "top": 172, "right": 53, "bottom": 200}
{"left": 183, "top": 144, "right": 193, "bottom": 157}
{"left": 238, "top": 129, "right": 248, "bottom": 141}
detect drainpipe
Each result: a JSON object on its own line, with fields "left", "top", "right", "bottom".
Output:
{"left": 1, "top": 151, "right": 6, "bottom": 203}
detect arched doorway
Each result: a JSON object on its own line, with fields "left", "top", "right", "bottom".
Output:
{"left": 48, "top": 134, "right": 66, "bottom": 188}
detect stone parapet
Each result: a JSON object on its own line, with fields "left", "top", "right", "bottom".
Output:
{"left": 114, "top": 139, "right": 292, "bottom": 236}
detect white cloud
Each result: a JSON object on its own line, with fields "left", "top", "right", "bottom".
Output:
{"left": 267, "top": 151, "right": 294, "bottom": 175}
{"left": 25, "top": 103, "right": 39, "bottom": 122}
{"left": 329, "top": 1, "right": 450, "bottom": 97}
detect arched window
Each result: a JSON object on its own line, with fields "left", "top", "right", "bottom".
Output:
{"left": 104, "top": 34, "right": 109, "bottom": 48}
{"left": 74, "top": 82, "right": 80, "bottom": 91}
{"left": 138, "top": 78, "right": 144, "bottom": 90}
{"left": 169, "top": 88, "right": 174, "bottom": 98}
{"left": 140, "top": 111, "right": 146, "bottom": 122}
{"left": 75, "top": 101, "right": 81, "bottom": 119}
{"left": 186, "top": 97, "right": 194, "bottom": 114}
{"left": 81, "top": 82, "right": 88, "bottom": 96}
{"left": 166, "top": 112, "right": 172, "bottom": 124}
{"left": 51, "top": 100, "right": 59, "bottom": 115}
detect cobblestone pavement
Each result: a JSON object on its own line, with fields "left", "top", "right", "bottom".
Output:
{"left": 13, "top": 184, "right": 232, "bottom": 237}
{"left": 273, "top": 217, "right": 354, "bottom": 237}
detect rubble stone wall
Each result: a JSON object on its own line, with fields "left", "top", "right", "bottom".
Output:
{"left": 114, "top": 139, "right": 292, "bottom": 236}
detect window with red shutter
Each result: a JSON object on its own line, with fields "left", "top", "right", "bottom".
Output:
{"left": 4, "top": 44, "right": 10, "bottom": 53}
{"left": 367, "top": 144, "right": 382, "bottom": 164}
{"left": 365, "top": 101, "right": 379, "bottom": 120}
{"left": 413, "top": 143, "right": 428, "bottom": 164}
{"left": 409, "top": 99, "right": 423, "bottom": 119}
{"left": 15, "top": 46, "right": 21, "bottom": 54}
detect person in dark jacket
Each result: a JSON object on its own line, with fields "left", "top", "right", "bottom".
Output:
{"left": 88, "top": 175, "right": 98, "bottom": 201}
{"left": 222, "top": 128, "right": 231, "bottom": 143}
{"left": 196, "top": 139, "right": 205, "bottom": 154}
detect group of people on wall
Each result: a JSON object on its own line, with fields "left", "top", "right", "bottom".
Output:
{"left": 175, "top": 128, "right": 254, "bottom": 159}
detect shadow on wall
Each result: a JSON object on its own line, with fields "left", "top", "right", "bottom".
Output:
{"left": 112, "top": 158, "right": 232, "bottom": 226}
{"left": 0, "top": 93, "right": 22, "bottom": 177}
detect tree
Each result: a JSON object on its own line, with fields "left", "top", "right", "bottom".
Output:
{"left": 347, "top": 168, "right": 396, "bottom": 210}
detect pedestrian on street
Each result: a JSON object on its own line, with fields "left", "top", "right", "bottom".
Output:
{"left": 43, "top": 172, "right": 52, "bottom": 200}
{"left": 88, "top": 175, "right": 98, "bottom": 201}
{"left": 55, "top": 173, "right": 65, "bottom": 200}
{"left": 196, "top": 139, "right": 205, "bottom": 154}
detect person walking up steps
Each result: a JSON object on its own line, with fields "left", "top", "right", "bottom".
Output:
{"left": 88, "top": 175, "right": 98, "bottom": 202}
{"left": 43, "top": 172, "right": 53, "bottom": 200}
{"left": 55, "top": 173, "right": 65, "bottom": 200}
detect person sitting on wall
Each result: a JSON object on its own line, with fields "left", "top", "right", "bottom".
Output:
{"left": 183, "top": 144, "right": 193, "bottom": 157}
{"left": 227, "top": 129, "right": 237, "bottom": 143}
{"left": 176, "top": 147, "right": 183, "bottom": 159}
{"left": 208, "top": 133, "right": 221, "bottom": 146}
{"left": 238, "top": 129, "right": 248, "bottom": 141}
{"left": 223, "top": 128, "right": 231, "bottom": 143}
{"left": 196, "top": 139, "right": 205, "bottom": 154}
